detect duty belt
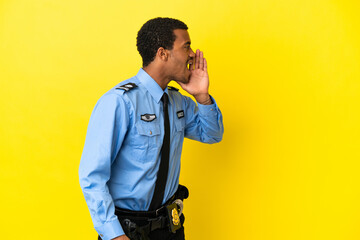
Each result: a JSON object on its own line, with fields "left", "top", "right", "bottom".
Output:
{"left": 115, "top": 185, "right": 188, "bottom": 240}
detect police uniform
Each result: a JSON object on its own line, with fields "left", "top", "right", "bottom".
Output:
{"left": 79, "top": 68, "right": 224, "bottom": 240}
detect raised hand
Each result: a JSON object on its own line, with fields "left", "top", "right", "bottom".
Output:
{"left": 177, "top": 49, "right": 211, "bottom": 104}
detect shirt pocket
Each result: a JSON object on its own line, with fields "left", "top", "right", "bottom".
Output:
{"left": 174, "top": 117, "right": 185, "bottom": 133}
{"left": 133, "top": 121, "right": 162, "bottom": 162}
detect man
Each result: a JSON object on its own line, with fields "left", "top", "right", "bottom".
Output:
{"left": 79, "top": 17, "right": 224, "bottom": 240}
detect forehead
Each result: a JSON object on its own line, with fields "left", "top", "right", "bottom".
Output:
{"left": 173, "top": 29, "right": 191, "bottom": 45}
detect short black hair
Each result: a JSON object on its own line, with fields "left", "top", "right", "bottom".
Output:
{"left": 137, "top": 17, "right": 188, "bottom": 67}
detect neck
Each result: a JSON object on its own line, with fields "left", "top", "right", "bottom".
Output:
{"left": 143, "top": 64, "right": 170, "bottom": 90}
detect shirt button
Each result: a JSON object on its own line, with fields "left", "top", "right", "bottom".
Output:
{"left": 150, "top": 131, "right": 152, "bottom": 135}
{"left": 100, "top": 234, "right": 103, "bottom": 237}
{"left": 210, "top": 108, "right": 213, "bottom": 111}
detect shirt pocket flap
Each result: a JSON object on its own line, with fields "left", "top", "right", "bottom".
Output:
{"left": 135, "top": 122, "right": 161, "bottom": 136}
{"left": 175, "top": 118, "right": 185, "bottom": 132}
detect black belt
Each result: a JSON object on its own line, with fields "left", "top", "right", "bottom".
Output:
{"left": 114, "top": 185, "right": 189, "bottom": 238}
{"left": 115, "top": 199, "right": 177, "bottom": 240}
{"left": 115, "top": 194, "right": 175, "bottom": 219}
{"left": 115, "top": 184, "right": 188, "bottom": 219}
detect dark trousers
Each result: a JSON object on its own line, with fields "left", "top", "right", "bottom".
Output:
{"left": 98, "top": 214, "right": 185, "bottom": 240}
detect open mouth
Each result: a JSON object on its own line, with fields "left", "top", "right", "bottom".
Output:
{"left": 187, "top": 60, "right": 193, "bottom": 71}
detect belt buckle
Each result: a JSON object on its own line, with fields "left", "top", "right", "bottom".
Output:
{"left": 155, "top": 205, "right": 164, "bottom": 217}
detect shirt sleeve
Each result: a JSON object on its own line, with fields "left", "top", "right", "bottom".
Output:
{"left": 79, "top": 93, "right": 129, "bottom": 240}
{"left": 183, "top": 95, "right": 224, "bottom": 143}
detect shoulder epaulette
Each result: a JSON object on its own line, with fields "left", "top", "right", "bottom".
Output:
{"left": 168, "top": 86, "right": 179, "bottom": 91}
{"left": 116, "top": 83, "right": 138, "bottom": 91}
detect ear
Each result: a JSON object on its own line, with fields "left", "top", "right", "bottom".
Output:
{"left": 157, "top": 47, "right": 169, "bottom": 62}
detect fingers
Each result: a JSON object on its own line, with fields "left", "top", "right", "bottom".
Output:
{"left": 195, "top": 49, "right": 206, "bottom": 70}
{"left": 199, "top": 51, "right": 204, "bottom": 70}
{"left": 195, "top": 49, "right": 200, "bottom": 69}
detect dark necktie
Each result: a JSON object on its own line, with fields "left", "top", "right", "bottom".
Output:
{"left": 149, "top": 93, "right": 170, "bottom": 210}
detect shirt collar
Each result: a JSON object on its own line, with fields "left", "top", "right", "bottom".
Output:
{"left": 136, "top": 68, "right": 169, "bottom": 104}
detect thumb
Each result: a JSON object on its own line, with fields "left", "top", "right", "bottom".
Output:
{"left": 176, "top": 81, "right": 186, "bottom": 89}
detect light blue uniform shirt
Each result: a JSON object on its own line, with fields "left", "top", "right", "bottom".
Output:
{"left": 79, "top": 68, "right": 224, "bottom": 240}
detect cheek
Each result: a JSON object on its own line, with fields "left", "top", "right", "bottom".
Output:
{"left": 174, "top": 55, "right": 184, "bottom": 64}
{"left": 170, "top": 53, "right": 187, "bottom": 73}
{"left": 173, "top": 59, "right": 185, "bottom": 71}
{"left": 172, "top": 52, "right": 186, "bottom": 64}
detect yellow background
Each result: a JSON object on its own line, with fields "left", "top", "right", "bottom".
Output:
{"left": 1, "top": 0, "right": 360, "bottom": 239}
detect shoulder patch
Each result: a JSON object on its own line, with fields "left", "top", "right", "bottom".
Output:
{"left": 168, "top": 86, "right": 179, "bottom": 91}
{"left": 116, "top": 83, "right": 138, "bottom": 91}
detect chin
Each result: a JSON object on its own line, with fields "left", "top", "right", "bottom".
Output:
{"left": 184, "top": 72, "right": 191, "bottom": 82}
{"left": 181, "top": 77, "right": 190, "bottom": 84}
{"left": 174, "top": 75, "right": 190, "bottom": 84}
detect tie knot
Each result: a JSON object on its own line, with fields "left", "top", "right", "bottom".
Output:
{"left": 161, "top": 93, "right": 169, "bottom": 104}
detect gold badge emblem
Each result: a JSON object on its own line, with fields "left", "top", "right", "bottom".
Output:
{"left": 171, "top": 208, "right": 180, "bottom": 225}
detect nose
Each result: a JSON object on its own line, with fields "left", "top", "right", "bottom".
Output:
{"left": 189, "top": 48, "right": 195, "bottom": 58}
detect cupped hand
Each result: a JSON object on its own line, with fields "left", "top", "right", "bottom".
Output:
{"left": 177, "top": 49, "right": 210, "bottom": 103}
